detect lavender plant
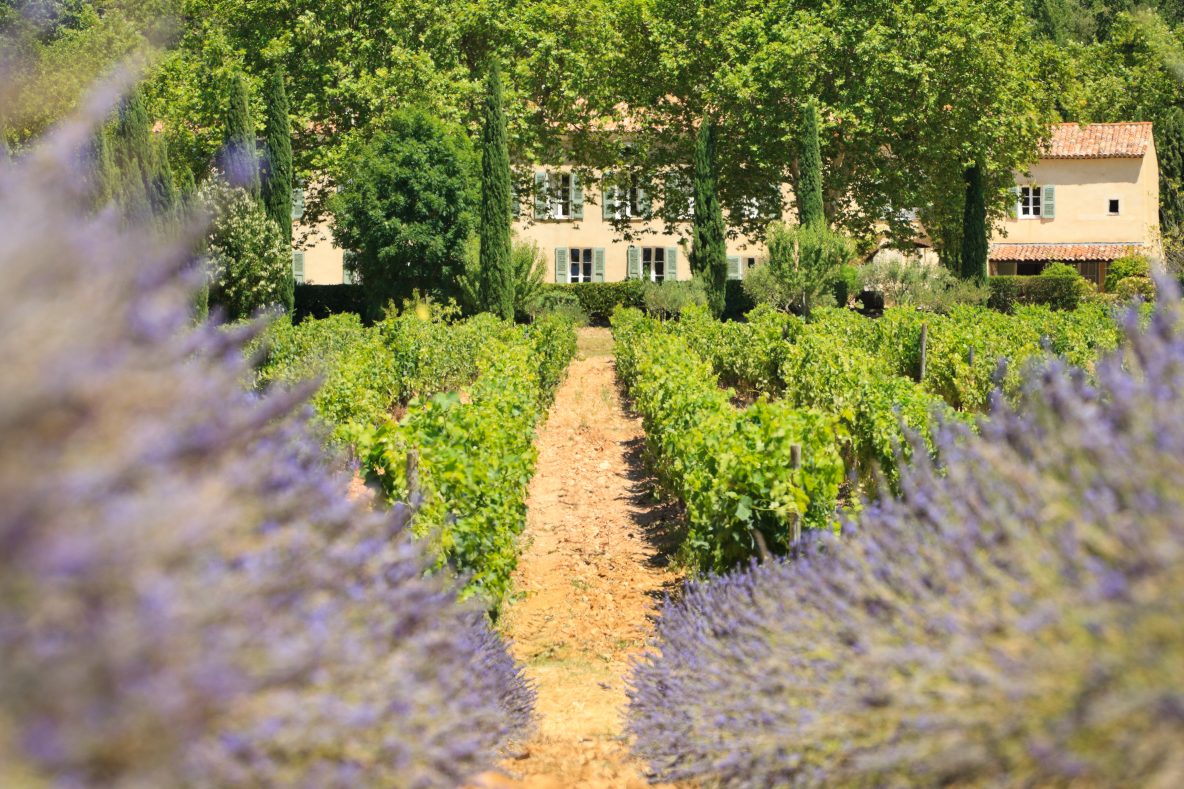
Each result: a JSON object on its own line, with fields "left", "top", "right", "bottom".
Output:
{"left": 0, "top": 100, "right": 532, "bottom": 786}
{"left": 628, "top": 289, "right": 1184, "bottom": 786}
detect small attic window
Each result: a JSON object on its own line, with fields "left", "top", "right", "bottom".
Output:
{"left": 1108, "top": 198, "right": 1120, "bottom": 215}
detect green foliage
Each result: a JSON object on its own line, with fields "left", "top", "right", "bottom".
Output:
{"left": 462, "top": 238, "right": 547, "bottom": 322}
{"left": 613, "top": 309, "right": 844, "bottom": 572}
{"left": 960, "top": 160, "right": 988, "bottom": 281}
{"left": 478, "top": 61, "right": 514, "bottom": 319}
{"left": 1115, "top": 275, "right": 1157, "bottom": 300}
{"left": 1040, "top": 261, "right": 1081, "bottom": 278}
{"left": 672, "top": 304, "right": 801, "bottom": 396}
{"left": 795, "top": 101, "right": 825, "bottom": 227}
{"left": 988, "top": 274, "right": 1083, "bottom": 311}
{"left": 1105, "top": 254, "right": 1152, "bottom": 291}
{"left": 353, "top": 315, "right": 575, "bottom": 606}
{"left": 260, "top": 66, "right": 293, "bottom": 317}
{"left": 147, "top": 135, "right": 179, "bottom": 221}
{"left": 542, "top": 280, "right": 644, "bottom": 323}
{"left": 202, "top": 180, "right": 291, "bottom": 321}
{"left": 1160, "top": 106, "right": 1184, "bottom": 235}
{"left": 255, "top": 313, "right": 400, "bottom": 441}
{"left": 223, "top": 72, "right": 259, "bottom": 197}
{"left": 689, "top": 119, "right": 727, "bottom": 316}
{"left": 112, "top": 89, "right": 153, "bottom": 219}
{"left": 745, "top": 221, "right": 855, "bottom": 316}
{"left": 641, "top": 279, "right": 708, "bottom": 320}
{"left": 331, "top": 109, "right": 475, "bottom": 318}
{"left": 832, "top": 263, "right": 859, "bottom": 307}
{"left": 857, "top": 256, "right": 991, "bottom": 312}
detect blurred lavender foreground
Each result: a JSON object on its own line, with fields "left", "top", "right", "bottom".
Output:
{"left": 0, "top": 103, "right": 532, "bottom": 784}
{"left": 629, "top": 294, "right": 1184, "bottom": 785}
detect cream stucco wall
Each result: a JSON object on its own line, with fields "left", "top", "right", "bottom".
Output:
{"left": 995, "top": 153, "right": 1161, "bottom": 250}
{"left": 296, "top": 218, "right": 347, "bottom": 285}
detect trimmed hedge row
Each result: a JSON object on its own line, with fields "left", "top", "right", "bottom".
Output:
{"left": 294, "top": 283, "right": 367, "bottom": 323}
{"left": 614, "top": 308, "right": 844, "bottom": 571}
{"left": 988, "top": 275, "right": 1081, "bottom": 312}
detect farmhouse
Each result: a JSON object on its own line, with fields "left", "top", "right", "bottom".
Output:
{"left": 291, "top": 122, "right": 1161, "bottom": 290}
{"left": 991, "top": 122, "right": 1160, "bottom": 289}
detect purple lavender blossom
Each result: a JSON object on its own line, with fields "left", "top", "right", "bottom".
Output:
{"left": 0, "top": 97, "right": 532, "bottom": 786}
{"left": 628, "top": 285, "right": 1184, "bottom": 786}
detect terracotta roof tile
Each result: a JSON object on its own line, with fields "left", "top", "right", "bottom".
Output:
{"left": 1042, "top": 123, "right": 1153, "bottom": 159}
{"left": 989, "top": 243, "right": 1143, "bottom": 262}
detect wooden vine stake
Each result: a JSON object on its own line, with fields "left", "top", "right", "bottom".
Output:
{"left": 918, "top": 323, "right": 929, "bottom": 382}
{"left": 968, "top": 345, "right": 975, "bottom": 366}
{"left": 790, "top": 443, "right": 803, "bottom": 549}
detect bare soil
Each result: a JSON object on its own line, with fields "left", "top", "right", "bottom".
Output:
{"left": 479, "top": 327, "right": 685, "bottom": 789}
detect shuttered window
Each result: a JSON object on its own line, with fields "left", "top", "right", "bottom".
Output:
{"left": 292, "top": 251, "right": 305, "bottom": 284}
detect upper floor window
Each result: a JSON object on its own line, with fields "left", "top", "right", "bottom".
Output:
{"left": 604, "top": 181, "right": 650, "bottom": 220}
{"left": 1015, "top": 185, "right": 1055, "bottom": 219}
{"left": 1108, "top": 198, "right": 1121, "bottom": 215}
{"left": 1019, "top": 186, "right": 1042, "bottom": 218}
{"left": 534, "top": 171, "right": 583, "bottom": 221}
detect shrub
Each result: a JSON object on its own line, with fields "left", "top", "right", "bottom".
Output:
{"left": 641, "top": 278, "right": 708, "bottom": 319}
{"left": 1105, "top": 253, "right": 1151, "bottom": 292}
{"left": 202, "top": 180, "right": 292, "bottom": 321}
{"left": 723, "top": 278, "right": 755, "bottom": 319}
{"left": 744, "top": 221, "right": 855, "bottom": 316}
{"left": 832, "top": 262, "right": 859, "bottom": 306}
{"left": 857, "top": 255, "right": 989, "bottom": 312}
{"left": 1040, "top": 261, "right": 1079, "bottom": 278}
{"left": 988, "top": 274, "right": 1082, "bottom": 311}
{"left": 460, "top": 237, "right": 548, "bottom": 321}
{"left": 628, "top": 291, "right": 1184, "bottom": 788}
{"left": 1115, "top": 275, "right": 1156, "bottom": 301}
{"left": 1, "top": 116, "right": 532, "bottom": 785}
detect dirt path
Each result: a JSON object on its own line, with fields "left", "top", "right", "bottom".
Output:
{"left": 485, "top": 327, "right": 683, "bottom": 789}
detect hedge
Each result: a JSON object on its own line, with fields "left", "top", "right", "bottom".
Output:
{"left": 542, "top": 281, "right": 644, "bottom": 323}
{"left": 988, "top": 275, "right": 1081, "bottom": 312}
{"left": 294, "top": 284, "right": 367, "bottom": 323}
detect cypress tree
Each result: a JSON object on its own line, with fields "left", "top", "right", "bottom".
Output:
{"left": 1157, "top": 106, "right": 1184, "bottom": 236}
{"left": 223, "top": 73, "right": 260, "bottom": 198}
{"left": 113, "top": 90, "right": 153, "bottom": 219}
{"left": 261, "top": 67, "right": 293, "bottom": 245}
{"left": 261, "top": 67, "right": 295, "bottom": 312}
{"left": 148, "top": 135, "right": 179, "bottom": 221}
{"left": 89, "top": 128, "right": 120, "bottom": 207}
{"left": 960, "top": 161, "right": 989, "bottom": 281}
{"left": 795, "top": 101, "right": 825, "bottom": 228}
{"left": 690, "top": 118, "right": 728, "bottom": 317}
{"left": 478, "top": 60, "right": 514, "bottom": 319}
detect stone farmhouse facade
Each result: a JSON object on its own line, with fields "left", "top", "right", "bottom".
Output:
{"left": 292, "top": 122, "right": 1160, "bottom": 293}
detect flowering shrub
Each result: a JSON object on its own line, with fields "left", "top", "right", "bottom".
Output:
{"left": 629, "top": 289, "right": 1184, "bottom": 786}
{"left": 0, "top": 111, "right": 532, "bottom": 785}
{"left": 202, "top": 179, "right": 293, "bottom": 321}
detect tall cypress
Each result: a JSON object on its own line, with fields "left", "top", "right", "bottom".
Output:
{"left": 89, "top": 128, "right": 120, "bottom": 207}
{"left": 1158, "top": 106, "right": 1184, "bottom": 236}
{"left": 690, "top": 118, "right": 728, "bottom": 317}
{"left": 148, "top": 135, "right": 179, "bottom": 221}
{"left": 223, "top": 73, "right": 260, "bottom": 197}
{"left": 113, "top": 90, "right": 153, "bottom": 219}
{"left": 261, "top": 67, "right": 295, "bottom": 312}
{"left": 960, "top": 160, "right": 989, "bottom": 281}
{"left": 478, "top": 60, "right": 514, "bottom": 319}
{"left": 795, "top": 101, "right": 825, "bottom": 228}
{"left": 261, "top": 67, "right": 293, "bottom": 245}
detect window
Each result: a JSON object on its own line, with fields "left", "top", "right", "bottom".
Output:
{"left": 663, "top": 171, "right": 694, "bottom": 221}
{"left": 737, "top": 196, "right": 761, "bottom": 221}
{"left": 292, "top": 251, "right": 305, "bottom": 285}
{"left": 1019, "top": 186, "right": 1042, "bottom": 218}
{"left": 642, "top": 247, "right": 666, "bottom": 282}
{"left": 550, "top": 173, "right": 573, "bottom": 219}
{"left": 746, "top": 256, "right": 758, "bottom": 270}
{"left": 1108, "top": 198, "right": 1120, "bottom": 215}
{"left": 569, "top": 248, "right": 594, "bottom": 283}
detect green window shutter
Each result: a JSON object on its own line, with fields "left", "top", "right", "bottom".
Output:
{"left": 534, "top": 171, "right": 548, "bottom": 220}
{"left": 292, "top": 251, "right": 305, "bottom": 284}
{"left": 290, "top": 187, "right": 305, "bottom": 221}
{"left": 727, "top": 255, "right": 741, "bottom": 280}
{"left": 665, "top": 246, "right": 679, "bottom": 281}
{"left": 1008, "top": 186, "right": 1020, "bottom": 219}
{"left": 1042, "top": 185, "right": 1056, "bottom": 219}
{"left": 637, "top": 186, "right": 652, "bottom": 219}
{"left": 554, "top": 247, "right": 569, "bottom": 283}
{"left": 511, "top": 181, "right": 520, "bottom": 219}
{"left": 571, "top": 173, "right": 584, "bottom": 221}
{"left": 627, "top": 245, "right": 641, "bottom": 279}
{"left": 602, "top": 182, "right": 616, "bottom": 220}
{"left": 593, "top": 248, "right": 606, "bottom": 282}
